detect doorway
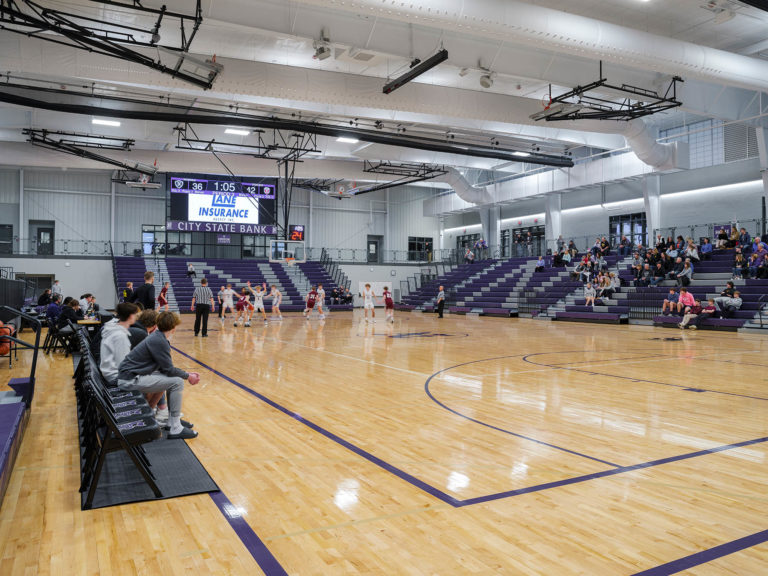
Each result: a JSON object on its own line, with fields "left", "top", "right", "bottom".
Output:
{"left": 367, "top": 235, "right": 383, "bottom": 264}
{"left": 36, "top": 227, "right": 54, "bottom": 255}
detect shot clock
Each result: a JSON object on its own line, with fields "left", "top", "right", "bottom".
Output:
{"left": 289, "top": 225, "right": 305, "bottom": 241}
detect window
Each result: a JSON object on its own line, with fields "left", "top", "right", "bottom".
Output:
{"left": 609, "top": 213, "right": 647, "bottom": 248}
{"left": 408, "top": 236, "right": 433, "bottom": 261}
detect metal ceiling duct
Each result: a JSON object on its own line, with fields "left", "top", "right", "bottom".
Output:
{"left": 292, "top": 0, "right": 768, "bottom": 91}
{"left": 441, "top": 167, "right": 494, "bottom": 205}
{"left": 0, "top": 82, "right": 574, "bottom": 168}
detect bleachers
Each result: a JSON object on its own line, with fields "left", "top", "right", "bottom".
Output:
{"left": 449, "top": 257, "right": 533, "bottom": 316}
{"left": 399, "top": 261, "right": 490, "bottom": 310}
{"left": 296, "top": 261, "right": 353, "bottom": 311}
{"left": 114, "top": 257, "right": 351, "bottom": 312}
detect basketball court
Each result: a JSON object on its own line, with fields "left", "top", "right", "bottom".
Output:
{"left": 2, "top": 313, "right": 766, "bottom": 574}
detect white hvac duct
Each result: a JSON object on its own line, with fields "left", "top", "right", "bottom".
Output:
{"left": 442, "top": 167, "right": 494, "bottom": 205}
{"left": 293, "top": 0, "right": 768, "bottom": 92}
{"left": 562, "top": 119, "right": 688, "bottom": 171}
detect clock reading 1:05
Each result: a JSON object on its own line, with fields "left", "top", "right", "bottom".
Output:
{"left": 289, "top": 224, "right": 305, "bottom": 241}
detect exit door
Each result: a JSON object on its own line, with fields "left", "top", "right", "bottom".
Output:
{"left": 367, "top": 238, "right": 379, "bottom": 263}
{"left": 37, "top": 227, "right": 54, "bottom": 255}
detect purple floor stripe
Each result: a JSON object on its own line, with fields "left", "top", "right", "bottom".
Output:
{"left": 458, "top": 435, "right": 768, "bottom": 506}
{"left": 173, "top": 346, "right": 460, "bottom": 507}
{"left": 631, "top": 528, "right": 768, "bottom": 575}
{"left": 522, "top": 352, "right": 768, "bottom": 402}
{"left": 424, "top": 354, "right": 622, "bottom": 468}
{"left": 209, "top": 491, "right": 288, "bottom": 576}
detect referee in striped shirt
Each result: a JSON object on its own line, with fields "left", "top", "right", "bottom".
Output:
{"left": 190, "top": 278, "right": 216, "bottom": 337}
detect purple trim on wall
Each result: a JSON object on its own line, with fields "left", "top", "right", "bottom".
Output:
{"left": 631, "top": 528, "right": 768, "bottom": 575}
{"left": 424, "top": 354, "right": 623, "bottom": 468}
{"left": 209, "top": 491, "right": 288, "bottom": 575}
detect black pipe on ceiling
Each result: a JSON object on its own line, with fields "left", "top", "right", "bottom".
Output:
{"left": 0, "top": 84, "right": 574, "bottom": 168}
{"left": 739, "top": 0, "right": 768, "bottom": 13}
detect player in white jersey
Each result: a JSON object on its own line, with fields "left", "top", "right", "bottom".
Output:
{"left": 362, "top": 283, "right": 376, "bottom": 323}
{"left": 316, "top": 284, "right": 326, "bottom": 318}
{"left": 269, "top": 284, "right": 283, "bottom": 321}
{"left": 246, "top": 281, "right": 268, "bottom": 325}
{"left": 220, "top": 283, "right": 236, "bottom": 320}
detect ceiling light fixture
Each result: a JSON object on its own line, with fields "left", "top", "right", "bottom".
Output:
{"left": 92, "top": 118, "right": 120, "bottom": 127}
{"left": 479, "top": 72, "right": 496, "bottom": 89}
{"left": 512, "top": 151, "right": 531, "bottom": 158}
{"left": 225, "top": 128, "right": 250, "bottom": 136}
{"left": 336, "top": 137, "right": 359, "bottom": 144}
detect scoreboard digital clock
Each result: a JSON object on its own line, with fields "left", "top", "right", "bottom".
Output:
{"left": 170, "top": 177, "right": 275, "bottom": 199}
{"left": 289, "top": 224, "right": 305, "bottom": 241}
{"left": 168, "top": 173, "right": 277, "bottom": 228}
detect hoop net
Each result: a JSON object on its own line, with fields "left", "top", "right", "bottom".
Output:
{"left": 540, "top": 95, "right": 551, "bottom": 110}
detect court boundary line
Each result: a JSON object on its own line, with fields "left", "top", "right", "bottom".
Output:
{"left": 209, "top": 491, "right": 289, "bottom": 575}
{"left": 630, "top": 528, "right": 768, "bottom": 575}
{"left": 172, "top": 346, "right": 768, "bottom": 509}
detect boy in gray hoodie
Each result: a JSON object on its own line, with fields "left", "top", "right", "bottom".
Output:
{"left": 100, "top": 302, "right": 139, "bottom": 385}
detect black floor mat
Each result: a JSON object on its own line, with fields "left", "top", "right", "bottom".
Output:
{"left": 80, "top": 437, "right": 219, "bottom": 510}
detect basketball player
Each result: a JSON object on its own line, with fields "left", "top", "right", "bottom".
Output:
{"left": 362, "top": 283, "right": 376, "bottom": 323}
{"left": 316, "top": 283, "right": 326, "bottom": 318}
{"left": 382, "top": 285, "right": 394, "bottom": 323}
{"left": 270, "top": 284, "right": 283, "bottom": 321}
{"left": 233, "top": 287, "right": 251, "bottom": 327}
{"left": 221, "top": 283, "right": 236, "bottom": 320}
{"left": 246, "top": 281, "right": 268, "bottom": 325}
{"left": 304, "top": 285, "right": 319, "bottom": 319}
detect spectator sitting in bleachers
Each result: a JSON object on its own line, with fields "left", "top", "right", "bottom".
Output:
{"left": 684, "top": 240, "right": 700, "bottom": 263}
{"left": 677, "top": 261, "right": 693, "bottom": 287}
{"left": 598, "top": 275, "right": 614, "bottom": 300}
{"left": 665, "top": 236, "right": 675, "bottom": 252}
{"left": 46, "top": 294, "right": 62, "bottom": 323}
{"left": 37, "top": 289, "right": 52, "bottom": 307}
{"left": 739, "top": 228, "right": 752, "bottom": 253}
{"left": 752, "top": 236, "right": 768, "bottom": 259}
{"left": 658, "top": 252, "right": 672, "bottom": 273}
{"left": 584, "top": 282, "right": 596, "bottom": 307}
{"left": 667, "top": 257, "right": 684, "bottom": 282}
{"left": 715, "top": 228, "right": 729, "bottom": 249}
{"left": 650, "top": 262, "right": 666, "bottom": 287}
{"left": 635, "top": 242, "right": 647, "bottom": 258}
{"left": 677, "top": 286, "right": 695, "bottom": 313}
{"left": 599, "top": 236, "right": 611, "bottom": 256}
{"left": 595, "top": 254, "right": 608, "bottom": 272}
{"left": 700, "top": 238, "right": 713, "bottom": 260}
{"left": 330, "top": 287, "right": 340, "bottom": 305}
{"left": 343, "top": 289, "right": 353, "bottom": 304}
{"left": 187, "top": 263, "right": 196, "bottom": 278}
{"left": 678, "top": 299, "right": 702, "bottom": 330}
{"left": 118, "top": 311, "right": 200, "bottom": 440}
{"left": 747, "top": 253, "right": 760, "bottom": 279}
{"left": 590, "top": 237, "right": 602, "bottom": 256}
{"left": 464, "top": 247, "right": 475, "bottom": 264}
{"left": 535, "top": 256, "right": 545, "bottom": 273}
{"left": 689, "top": 299, "right": 717, "bottom": 329}
{"left": 756, "top": 254, "right": 768, "bottom": 279}
{"left": 646, "top": 248, "right": 661, "bottom": 268}
{"left": 631, "top": 252, "right": 644, "bottom": 280}
{"left": 655, "top": 234, "right": 666, "bottom": 252}
{"left": 732, "top": 253, "right": 747, "bottom": 279}
{"left": 567, "top": 240, "right": 578, "bottom": 259}
{"left": 720, "top": 281, "right": 736, "bottom": 299}
{"left": 662, "top": 288, "right": 680, "bottom": 315}
{"left": 617, "top": 235, "right": 632, "bottom": 256}
{"left": 729, "top": 227, "right": 740, "bottom": 249}
{"left": 715, "top": 291, "right": 742, "bottom": 318}
{"left": 675, "top": 235, "right": 686, "bottom": 252}
{"left": 100, "top": 302, "right": 140, "bottom": 386}
{"left": 635, "top": 263, "right": 652, "bottom": 287}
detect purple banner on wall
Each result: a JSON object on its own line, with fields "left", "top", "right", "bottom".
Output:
{"left": 713, "top": 224, "right": 732, "bottom": 238}
{"left": 166, "top": 221, "right": 276, "bottom": 235}
{"left": 217, "top": 234, "right": 231, "bottom": 245}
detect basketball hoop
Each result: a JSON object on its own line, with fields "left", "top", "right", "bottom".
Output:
{"left": 540, "top": 95, "right": 551, "bottom": 110}
{"left": 284, "top": 257, "right": 296, "bottom": 267}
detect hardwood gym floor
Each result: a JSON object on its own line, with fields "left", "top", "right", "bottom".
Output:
{"left": 1, "top": 312, "right": 767, "bottom": 575}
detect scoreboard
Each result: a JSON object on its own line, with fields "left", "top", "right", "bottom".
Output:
{"left": 170, "top": 176, "right": 275, "bottom": 199}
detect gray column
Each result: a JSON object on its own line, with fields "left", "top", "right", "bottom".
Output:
{"left": 479, "top": 205, "right": 501, "bottom": 256}
{"left": 18, "top": 168, "right": 23, "bottom": 251}
{"left": 545, "top": 193, "right": 562, "bottom": 252}
{"left": 643, "top": 175, "right": 661, "bottom": 246}
{"left": 758, "top": 127, "right": 768, "bottom": 237}
{"left": 110, "top": 177, "right": 116, "bottom": 246}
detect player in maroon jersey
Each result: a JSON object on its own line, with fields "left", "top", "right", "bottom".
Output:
{"left": 382, "top": 285, "right": 395, "bottom": 323}
{"left": 233, "top": 287, "right": 252, "bottom": 327}
{"left": 303, "top": 285, "right": 319, "bottom": 319}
